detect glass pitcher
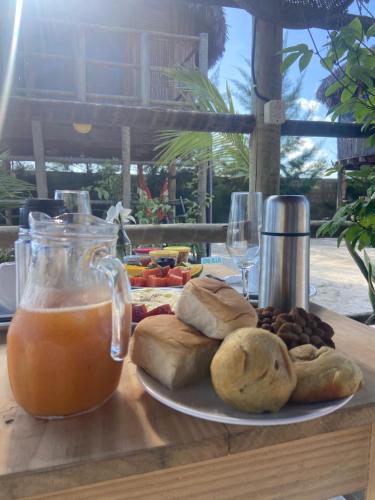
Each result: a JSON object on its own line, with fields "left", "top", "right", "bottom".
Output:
{"left": 7, "top": 213, "right": 131, "bottom": 419}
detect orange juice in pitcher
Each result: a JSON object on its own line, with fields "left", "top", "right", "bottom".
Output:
{"left": 7, "top": 213, "right": 131, "bottom": 419}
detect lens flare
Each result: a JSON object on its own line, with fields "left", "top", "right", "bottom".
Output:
{"left": 0, "top": 0, "right": 24, "bottom": 140}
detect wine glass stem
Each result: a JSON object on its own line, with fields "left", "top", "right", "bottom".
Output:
{"left": 241, "top": 266, "right": 250, "bottom": 300}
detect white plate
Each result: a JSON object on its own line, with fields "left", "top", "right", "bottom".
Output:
{"left": 137, "top": 368, "right": 353, "bottom": 426}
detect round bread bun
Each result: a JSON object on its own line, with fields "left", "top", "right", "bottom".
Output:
{"left": 175, "top": 277, "right": 258, "bottom": 339}
{"left": 289, "top": 344, "right": 363, "bottom": 403}
{"left": 210, "top": 328, "right": 297, "bottom": 413}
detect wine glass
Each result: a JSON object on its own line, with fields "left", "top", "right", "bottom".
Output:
{"left": 54, "top": 190, "right": 92, "bottom": 214}
{"left": 226, "top": 192, "right": 263, "bottom": 299}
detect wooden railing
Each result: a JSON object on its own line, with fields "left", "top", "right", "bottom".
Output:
{"left": 0, "top": 221, "right": 329, "bottom": 250}
{"left": 5, "top": 16, "right": 208, "bottom": 108}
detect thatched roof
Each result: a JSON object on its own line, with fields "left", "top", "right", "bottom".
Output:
{"left": 316, "top": 69, "right": 344, "bottom": 107}
{"left": 20, "top": 0, "right": 227, "bottom": 68}
{"left": 186, "top": 3, "right": 228, "bottom": 67}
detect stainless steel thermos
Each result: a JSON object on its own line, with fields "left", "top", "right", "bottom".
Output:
{"left": 259, "top": 195, "right": 310, "bottom": 311}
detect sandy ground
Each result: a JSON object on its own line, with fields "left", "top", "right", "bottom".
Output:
{"left": 211, "top": 239, "right": 371, "bottom": 317}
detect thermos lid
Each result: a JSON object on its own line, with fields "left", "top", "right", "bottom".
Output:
{"left": 262, "top": 195, "right": 310, "bottom": 235}
{"left": 19, "top": 199, "right": 65, "bottom": 229}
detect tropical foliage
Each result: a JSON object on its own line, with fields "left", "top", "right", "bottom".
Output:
{"left": 317, "top": 167, "right": 375, "bottom": 322}
{"left": 0, "top": 152, "right": 35, "bottom": 206}
{"left": 155, "top": 64, "right": 326, "bottom": 190}
{"left": 281, "top": 17, "right": 375, "bottom": 145}
{"left": 154, "top": 68, "right": 249, "bottom": 176}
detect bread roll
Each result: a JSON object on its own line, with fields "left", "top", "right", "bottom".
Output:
{"left": 289, "top": 344, "right": 363, "bottom": 403}
{"left": 129, "top": 315, "right": 220, "bottom": 390}
{"left": 211, "top": 328, "right": 297, "bottom": 413}
{"left": 175, "top": 277, "right": 258, "bottom": 339}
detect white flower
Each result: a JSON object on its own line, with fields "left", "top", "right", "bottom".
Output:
{"left": 106, "top": 202, "right": 136, "bottom": 225}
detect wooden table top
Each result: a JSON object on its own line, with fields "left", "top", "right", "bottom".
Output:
{"left": 1, "top": 265, "right": 375, "bottom": 498}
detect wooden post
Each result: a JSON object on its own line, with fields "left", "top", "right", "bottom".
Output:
{"left": 140, "top": 32, "right": 150, "bottom": 106}
{"left": 121, "top": 126, "right": 132, "bottom": 208}
{"left": 3, "top": 159, "right": 12, "bottom": 225}
{"left": 197, "top": 163, "right": 207, "bottom": 223}
{"left": 250, "top": 18, "right": 283, "bottom": 197}
{"left": 76, "top": 26, "right": 86, "bottom": 101}
{"left": 198, "top": 33, "right": 209, "bottom": 225}
{"left": 168, "top": 162, "right": 177, "bottom": 222}
{"left": 199, "top": 33, "right": 209, "bottom": 75}
{"left": 31, "top": 121, "right": 48, "bottom": 198}
{"left": 337, "top": 163, "right": 346, "bottom": 208}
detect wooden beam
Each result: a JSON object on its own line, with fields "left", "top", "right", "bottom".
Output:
{"left": 282, "top": 120, "right": 375, "bottom": 138}
{"left": 249, "top": 18, "right": 282, "bottom": 197}
{"left": 31, "top": 120, "right": 48, "bottom": 198}
{"left": 121, "top": 127, "right": 131, "bottom": 208}
{"left": 7, "top": 97, "right": 256, "bottom": 133}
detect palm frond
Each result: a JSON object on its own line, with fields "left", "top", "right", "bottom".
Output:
{"left": 155, "top": 69, "right": 250, "bottom": 178}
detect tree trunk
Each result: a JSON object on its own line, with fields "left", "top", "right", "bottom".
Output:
{"left": 197, "top": 163, "right": 207, "bottom": 223}
{"left": 31, "top": 121, "right": 48, "bottom": 198}
{"left": 249, "top": 18, "right": 283, "bottom": 197}
{"left": 337, "top": 164, "right": 346, "bottom": 208}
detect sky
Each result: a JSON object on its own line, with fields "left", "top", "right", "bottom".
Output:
{"left": 214, "top": 0, "right": 375, "bottom": 166}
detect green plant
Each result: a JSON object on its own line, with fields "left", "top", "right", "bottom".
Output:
{"left": 317, "top": 166, "right": 375, "bottom": 322}
{"left": 84, "top": 161, "right": 122, "bottom": 204}
{"left": 135, "top": 196, "right": 171, "bottom": 224}
{"left": 0, "top": 248, "right": 15, "bottom": 263}
{"left": 0, "top": 152, "right": 35, "bottom": 208}
{"left": 281, "top": 17, "right": 375, "bottom": 145}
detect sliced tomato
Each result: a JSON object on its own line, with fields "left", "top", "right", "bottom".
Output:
{"left": 146, "top": 276, "right": 168, "bottom": 287}
{"left": 132, "top": 276, "right": 147, "bottom": 288}
{"left": 132, "top": 304, "right": 148, "bottom": 323}
{"left": 168, "top": 267, "right": 183, "bottom": 277}
{"left": 167, "top": 275, "right": 183, "bottom": 287}
{"left": 142, "top": 267, "right": 160, "bottom": 278}
{"left": 146, "top": 305, "right": 173, "bottom": 317}
{"left": 181, "top": 269, "right": 191, "bottom": 284}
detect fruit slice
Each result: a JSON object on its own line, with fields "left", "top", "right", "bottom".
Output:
{"left": 142, "top": 267, "right": 160, "bottom": 278}
{"left": 132, "top": 276, "right": 147, "bottom": 288}
{"left": 125, "top": 265, "right": 145, "bottom": 277}
{"left": 168, "top": 267, "right": 183, "bottom": 277}
{"left": 146, "top": 305, "right": 174, "bottom": 317}
{"left": 167, "top": 275, "right": 183, "bottom": 287}
{"left": 146, "top": 276, "right": 168, "bottom": 287}
{"left": 132, "top": 304, "right": 148, "bottom": 323}
{"left": 181, "top": 269, "right": 191, "bottom": 284}
{"left": 189, "top": 264, "right": 203, "bottom": 278}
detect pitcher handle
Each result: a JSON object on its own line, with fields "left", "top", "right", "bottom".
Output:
{"left": 93, "top": 254, "right": 132, "bottom": 361}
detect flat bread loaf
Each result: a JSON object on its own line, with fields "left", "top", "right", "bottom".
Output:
{"left": 289, "top": 344, "right": 363, "bottom": 403}
{"left": 175, "top": 277, "right": 258, "bottom": 339}
{"left": 129, "top": 315, "right": 220, "bottom": 390}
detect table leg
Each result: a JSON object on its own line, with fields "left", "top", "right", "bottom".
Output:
{"left": 366, "top": 423, "right": 375, "bottom": 499}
